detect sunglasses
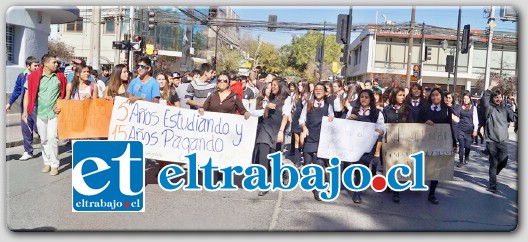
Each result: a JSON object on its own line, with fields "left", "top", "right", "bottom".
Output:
{"left": 218, "top": 79, "right": 229, "bottom": 83}
{"left": 136, "top": 64, "right": 150, "bottom": 69}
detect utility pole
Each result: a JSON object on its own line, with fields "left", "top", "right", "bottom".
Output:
{"left": 182, "top": 6, "right": 194, "bottom": 71}
{"left": 254, "top": 34, "right": 262, "bottom": 68}
{"left": 484, "top": 6, "right": 496, "bottom": 90}
{"left": 405, "top": 6, "right": 416, "bottom": 88}
{"left": 128, "top": 6, "right": 135, "bottom": 72}
{"left": 114, "top": 6, "right": 122, "bottom": 66}
{"left": 89, "top": 6, "right": 101, "bottom": 70}
{"left": 214, "top": 26, "right": 220, "bottom": 70}
{"left": 319, "top": 21, "right": 326, "bottom": 81}
{"left": 453, "top": 6, "right": 462, "bottom": 97}
{"left": 419, "top": 21, "right": 425, "bottom": 85}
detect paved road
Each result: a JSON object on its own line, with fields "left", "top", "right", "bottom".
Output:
{"left": 5, "top": 135, "right": 518, "bottom": 232}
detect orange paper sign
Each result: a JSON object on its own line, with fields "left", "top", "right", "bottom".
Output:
{"left": 57, "top": 99, "right": 114, "bottom": 139}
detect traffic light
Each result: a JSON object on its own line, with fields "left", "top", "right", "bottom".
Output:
{"left": 336, "top": 14, "right": 349, "bottom": 44}
{"left": 461, "top": 24, "right": 470, "bottom": 54}
{"left": 425, "top": 45, "right": 432, "bottom": 61}
{"left": 148, "top": 11, "right": 156, "bottom": 31}
{"left": 130, "top": 36, "right": 143, "bottom": 52}
{"left": 268, "top": 15, "right": 277, "bottom": 32}
{"left": 339, "top": 45, "right": 349, "bottom": 64}
{"left": 445, "top": 55, "right": 454, "bottom": 73}
{"left": 112, "top": 40, "right": 130, "bottom": 50}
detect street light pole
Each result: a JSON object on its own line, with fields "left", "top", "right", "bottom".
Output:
{"left": 214, "top": 26, "right": 219, "bottom": 70}
{"left": 128, "top": 6, "right": 135, "bottom": 72}
{"left": 484, "top": 6, "right": 496, "bottom": 90}
{"left": 405, "top": 6, "right": 416, "bottom": 88}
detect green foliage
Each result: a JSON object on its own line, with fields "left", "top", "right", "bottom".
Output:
{"left": 234, "top": 30, "right": 342, "bottom": 79}
{"left": 281, "top": 31, "right": 341, "bottom": 80}
{"left": 217, "top": 46, "right": 243, "bottom": 71}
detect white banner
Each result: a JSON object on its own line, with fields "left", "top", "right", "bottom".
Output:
{"left": 317, "top": 117, "right": 379, "bottom": 162}
{"left": 108, "top": 96, "right": 258, "bottom": 168}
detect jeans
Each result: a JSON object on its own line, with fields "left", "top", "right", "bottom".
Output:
{"left": 487, "top": 141, "right": 509, "bottom": 189}
{"left": 21, "top": 111, "right": 38, "bottom": 154}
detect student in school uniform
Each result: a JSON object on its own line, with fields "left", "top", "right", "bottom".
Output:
{"left": 444, "top": 91, "right": 461, "bottom": 162}
{"left": 255, "top": 78, "right": 290, "bottom": 196}
{"left": 418, "top": 88, "right": 457, "bottom": 205}
{"left": 290, "top": 82, "right": 309, "bottom": 167}
{"left": 406, "top": 83, "right": 427, "bottom": 123}
{"left": 371, "top": 88, "right": 385, "bottom": 174}
{"left": 249, "top": 82, "right": 272, "bottom": 164}
{"left": 382, "top": 87, "right": 409, "bottom": 203}
{"left": 455, "top": 91, "right": 479, "bottom": 167}
{"left": 331, "top": 80, "right": 348, "bottom": 119}
{"left": 346, "top": 89, "right": 386, "bottom": 204}
{"left": 299, "top": 83, "right": 335, "bottom": 201}
{"left": 475, "top": 99, "right": 486, "bottom": 145}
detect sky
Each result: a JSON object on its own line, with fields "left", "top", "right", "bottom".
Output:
{"left": 231, "top": 6, "right": 518, "bottom": 47}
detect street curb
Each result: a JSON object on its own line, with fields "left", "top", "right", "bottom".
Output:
{"left": 6, "top": 137, "right": 41, "bottom": 149}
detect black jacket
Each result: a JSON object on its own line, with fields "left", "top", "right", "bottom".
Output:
{"left": 481, "top": 90, "right": 516, "bottom": 143}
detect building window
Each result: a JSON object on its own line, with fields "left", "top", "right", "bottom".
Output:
{"left": 6, "top": 24, "right": 15, "bottom": 64}
{"left": 105, "top": 19, "right": 115, "bottom": 34}
{"left": 354, "top": 46, "right": 362, "bottom": 66}
{"left": 66, "top": 18, "right": 83, "bottom": 32}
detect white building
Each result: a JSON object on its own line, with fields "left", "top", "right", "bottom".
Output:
{"left": 345, "top": 24, "right": 517, "bottom": 94}
{"left": 6, "top": 6, "right": 80, "bottom": 93}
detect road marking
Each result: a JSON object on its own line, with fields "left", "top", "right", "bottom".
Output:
{"left": 268, "top": 189, "right": 283, "bottom": 231}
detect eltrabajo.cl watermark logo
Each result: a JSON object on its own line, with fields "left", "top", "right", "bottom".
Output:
{"left": 72, "top": 141, "right": 145, "bottom": 212}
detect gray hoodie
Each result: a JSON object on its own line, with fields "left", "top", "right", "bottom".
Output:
{"left": 482, "top": 90, "right": 516, "bottom": 143}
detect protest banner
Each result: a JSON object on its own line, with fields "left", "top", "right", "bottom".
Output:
{"left": 318, "top": 117, "right": 379, "bottom": 162}
{"left": 108, "top": 96, "right": 258, "bottom": 169}
{"left": 57, "top": 99, "right": 114, "bottom": 139}
{"left": 383, "top": 123, "right": 455, "bottom": 181}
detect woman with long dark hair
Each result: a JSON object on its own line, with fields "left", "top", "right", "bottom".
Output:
{"left": 383, "top": 87, "right": 408, "bottom": 203}
{"left": 290, "top": 82, "right": 309, "bottom": 167}
{"left": 156, "top": 72, "right": 171, "bottom": 103}
{"left": 455, "top": 91, "right": 479, "bottom": 167}
{"left": 255, "top": 78, "right": 290, "bottom": 196}
{"left": 65, "top": 65, "right": 96, "bottom": 100}
{"left": 418, "top": 88, "right": 457, "bottom": 204}
{"left": 104, "top": 64, "right": 129, "bottom": 98}
{"left": 406, "top": 83, "right": 426, "bottom": 122}
{"left": 299, "top": 83, "right": 335, "bottom": 201}
{"left": 346, "top": 89, "right": 386, "bottom": 204}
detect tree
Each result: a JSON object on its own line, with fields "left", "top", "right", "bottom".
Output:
{"left": 476, "top": 72, "right": 517, "bottom": 97}
{"left": 256, "top": 42, "right": 285, "bottom": 75}
{"left": 282, "top": 31, "right": 341, "bottom": 80}
{"left": 48, "top": 40, "right": 75, "bottom": 62}
{"left": 217, "top": 45, "right": 242, "bottom": 72}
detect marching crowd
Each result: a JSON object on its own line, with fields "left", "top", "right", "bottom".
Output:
{"left": 7, "top": 54, "right": 517, "bottom": 204}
